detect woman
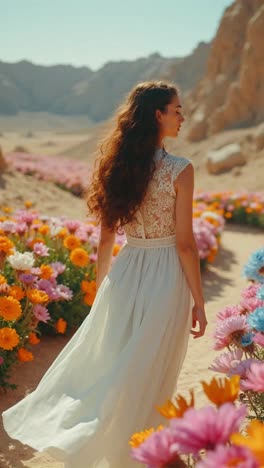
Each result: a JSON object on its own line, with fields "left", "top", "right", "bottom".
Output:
{"left": 2, "top": 81, "right": 207, "bottom": 468}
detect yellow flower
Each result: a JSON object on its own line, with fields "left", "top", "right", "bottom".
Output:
{"left": 201, "top": 375, "right": 240, "bottom": 406}
{"left": 156, "top": 389, "right": 195, "bottom": 419}
{"left": 27, "top": 288, "right": 49, "bottom": 304}
{"left": 70, "top": 248, "right": 89, "bottom": 267}
{"left": 17, "top": 347, "right": 34, "bottom": 362}
{"left": 39, "top": 264, "right": 53, "bottom": 280}
{"left": 129, "top": 425, "right": 164, "bottom": 448}
{"left": 9, "top": 285, "right": 25, "bottom": 301}
{"left": 0, "top": 274, "right": 7, "bottom": 285}
{"left": 231, "top": 420, "right": 264, "bottom": 465}
{"left": 56, "top": 317, "right": 67, "bottom": 334}
{"left": 0, "top": 327, "right": 20, "bottom": 350}
{"left": 0, "top": 236, "right": 14, "bottom": 255}
{"left": 63, "top": 235, "right": 81, "bottom": 250}
{"left": 0, "top": 296, "right": 22, "bottom": 321}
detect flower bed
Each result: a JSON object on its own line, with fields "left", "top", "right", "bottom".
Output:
{"left": 194, "top": 191, "right": 264, "bottom": 228}
{"left": 128, "top": 246, "right": 264, "bottom": 467}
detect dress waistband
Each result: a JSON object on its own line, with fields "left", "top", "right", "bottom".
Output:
{"left": 126, "top": 234, "right": 176, "bottom": 248}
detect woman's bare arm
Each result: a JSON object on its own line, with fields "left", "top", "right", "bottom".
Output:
{"left": 174, "top": 163, "right": 207, "bottom": 337}
{"left": 96, "top": 222, "right": 116, "bottom": 291}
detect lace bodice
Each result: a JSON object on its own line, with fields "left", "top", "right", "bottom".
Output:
{"left": 123, "top": 148, "right": 192, "bottom": 239}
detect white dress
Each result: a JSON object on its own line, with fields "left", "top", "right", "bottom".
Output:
{"left": 2, "top": 147, "right": 193, "bottom": 468}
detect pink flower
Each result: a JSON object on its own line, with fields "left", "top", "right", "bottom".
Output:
{"left": 0, "top": 356, "right": 4, "bottom": 365}
{"left": 253, "top": 332, "right": 264, "bottom": 347}
{"left": 213, "top": 316, "right": 250, "bottom": 350}
{"left": 196, "top": 444, "right": 259, "bottom": 468}
{"left": 130, "top": 427, "right": 181, "bottom": 467}
{"left": 209, "top": 349, "right": 243, "bottom": 374}
{"left": 33, "top": 242, "right": 50, "bottom": 257}
{"left": 229, "top": 358, "right": 259, "bottom": 379}
{"left": 216, "top": 305, "right": 241, "bottom": 321}
{"left": 56, "top": 284, "right": 73, "bottom": 301}
{"left": 50, "top": 261, "right": 66, "bottom": 277}
{"left": 33, "top": 304, "right": 50, "bottom": 322}
{"left": 89, "top": 253, "right": 97, "bottom": 263}
{"left": 240, "top": 297, "right": 264, "bottom": 313}
{"left": 241, "top": 284, "right": 261, "bottom": 299}
{"left": 169, "top": 403, "right": 247, "bottom": 456}
{"left": 240, "top": 362, "right": 264, "bottom": 392}
{"left": 64, "top": 220, "right": 81, "bottom": 233}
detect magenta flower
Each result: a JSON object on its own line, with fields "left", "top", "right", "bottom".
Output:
{"left": 196, "top": 444, "right": 259, "bottom": 468}
{"left": 213, "top": 316, "right": 250, "bottom": 350}
{"left": 216, "top": 305, "right": 241, "bottom": 321}
{"left": 33, "top": 304, "right": 50, "bottom": 323}
{"left": 209, "top": 349, "right": 243, "bottom": 374}
{"left": 0, "top": 356, "right": 4, "bottom": 365}
{"left": 240, "top": 362, "right": 264, "bottom": 392}
{"left": 253, "top": 332, "right": 264, "bottom": 347}
{"left": 130, "top": 427, "right": 181, "bottom": 467}
{"left": 169, "top": 403, "right": 247, "bottom": 456}
{"left": 33, "top": 242, "right": 50, "bottom": 257}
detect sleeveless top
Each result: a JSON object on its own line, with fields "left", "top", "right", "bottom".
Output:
{"left": 123, "top": 147, "right": 192, "bottom": 239}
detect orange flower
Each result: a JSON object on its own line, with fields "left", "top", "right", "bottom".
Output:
{"left": 38, "top": 225, "right": 50, "bottom": 235}
{"left": 112, "top": 244, "right": 121, "bottom": 256}
{"left": 225, "top": 212, "right": 232, "bottom": 219}
{"left": 0, "top": 296, "right": 22, "bottom": 321}
{"left": 156, "top": 389, "right": 195, "bottom": 419}
{"left": 63, "top": 235, "right": 81, "bottom": 250}
{"left": 0, "top": 274, "right": 7, "bottom": 285}
{"left": 27, "top": 288, "right": 49, "bottom": 304}
{"left": 57, "top": 228, "right": 68, "bottom": 238}
{"left": 2, "top": 206, "right": 13, "bottom": 214}
{"left": 82, "top": 280, "right": 96, "bottom": 306}
{"left": 17, "top": 347, "right": 34, "bottom": 362}
{"left": 129, "top": 425, "right": 164, "bottom": 448}
{"left": 56, "top": 317, "right": 67, "bottom": 334}
{"left": 70, "top": 248, "right": 89, "bottom": 267}
{"left": 201, "top": 375, "right": 240, "bottom": 406}
{"left": 231, "top": 420, "right": 264, "bottom": 465}
{"left": 28, "top": 332, "right": 40, "bottom": 344}
{"left": 0, "top": 235, "right": 14, "bottom": 255}
{"left": 24, "top": 200, "right": 33, "bottom": 208}
{"left": 39, "top": 264, "right": 53, "bottom": 280}
{"left": 9, "top": 285, "right": 25, "bottom": 301}
{"left": 0, "top": 327, "right": 20, "bottom": 350}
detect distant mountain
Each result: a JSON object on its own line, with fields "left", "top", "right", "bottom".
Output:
{"left": 0, "top": 45, "right": 211, "bottom": 122}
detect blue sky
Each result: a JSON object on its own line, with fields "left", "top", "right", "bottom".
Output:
{"left": 1, "top": 0, "right": 232, "bottom": 71}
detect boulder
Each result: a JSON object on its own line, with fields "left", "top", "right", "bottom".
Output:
{"left": 206, "top": 143, "right": 246, "bottom": 174}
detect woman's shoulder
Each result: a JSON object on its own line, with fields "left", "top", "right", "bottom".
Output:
{"left": 165, "top": 151, "right": 193, "bottom": 177}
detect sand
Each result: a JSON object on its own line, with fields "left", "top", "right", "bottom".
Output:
{"left": 0, "top": 224, "right": 263, "bottom": 468}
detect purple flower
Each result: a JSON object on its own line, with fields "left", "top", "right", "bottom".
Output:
{"left": 33, "top": 242, "right": 50, "bottom": 257}
{"left": 19, "top": 273, "right": 36, "bottom": 284}
{"left": 169, "top": 403, "right": 247, "bottom": 456}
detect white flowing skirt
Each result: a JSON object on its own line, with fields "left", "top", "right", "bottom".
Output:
{"left": 2, "top": 234, "right": 193, "bottom": 468}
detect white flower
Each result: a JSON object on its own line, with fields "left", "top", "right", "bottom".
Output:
{"left": 49, "top": 224, "right": 63, "bottom": 237}
{"left": 7, "top": 251, "right": 35, "bottom": 270}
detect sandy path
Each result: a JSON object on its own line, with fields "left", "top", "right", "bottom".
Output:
{"left": 0, "top": 225, "right": 263, "bottom": 468}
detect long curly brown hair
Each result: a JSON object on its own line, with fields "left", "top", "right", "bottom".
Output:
{"left": 84, "top": 80, "right": 178, "bottom": 233}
